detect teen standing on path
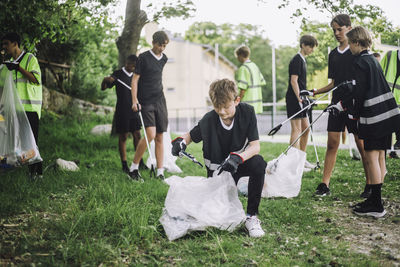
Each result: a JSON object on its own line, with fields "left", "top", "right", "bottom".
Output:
{"left": 235, "top": 45, "right": 266, "bottom": 114}
{"left": 302, "top": 14, "right": 369, "bottom": 196}
{"left": 346, "top": 26, "right": 400, "bottom": 217}
{"left": 286, "top": 35, "right": 318, "bottom": 171}
{"left": 130, "top": 31, "right": 169, "bottom": 180}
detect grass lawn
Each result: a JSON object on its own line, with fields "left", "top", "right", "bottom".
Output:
{"left": 1, "top": 112, "right": 399, "bottom": 266}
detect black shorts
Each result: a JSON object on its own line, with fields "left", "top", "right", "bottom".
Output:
{"left": 114, "top": 111, "right": 141, "bottom": 134}
{"left": 141, "top": 96, "right": 168, "bottom": 133}
{"left": 286, "top": 98, "right": 307, "bottom": 119}
{"left": 364, "top": 135, "right": 392, "bottom": 151}
{"left": 327, "top": 113, "right": 358, "bottom": 134}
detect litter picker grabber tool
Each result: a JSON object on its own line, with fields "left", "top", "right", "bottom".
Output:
{"left": 305, "top": 101, "right": 321, "bottom": 170}
{"left": 270, "top": 107, "right": 330, "bottom": 173}
{"left": 179, "top": 150, "right": 203, "bottom": 168}
{"left": 137, "top": 104, "right": 156, "bottom": 177}
{"left": 268, "top": 80, "right": 355, "bottom": 136}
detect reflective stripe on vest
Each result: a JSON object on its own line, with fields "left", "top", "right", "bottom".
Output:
{"left": 21, "top": 99, "right": 43, "bottom": 105}
{"left": 363, "top": 92, "right": 393, "bottom": 107}
{"left": 360, "top": 107, "right": 400, "bottom": 125}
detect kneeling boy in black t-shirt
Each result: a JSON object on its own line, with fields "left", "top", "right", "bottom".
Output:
{"left": 171, "top": 79, "right": 267, "bottom": 238}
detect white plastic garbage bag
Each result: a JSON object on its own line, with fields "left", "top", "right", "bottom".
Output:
{"left": 0, "top": 65, "right": 42, "bottom": 167}
{"left": 236, "top": 148, "right": 306, "bottom": 198}
{"left": 56, "top": 158, "right": 79, "bottom": 172}
{"left": 146, "top": 128, "right": 182, "bottom": 173}
{"left": 263, "top": 147, "right": 306, "bottom": 198}
{"left": 160, "top": 172, "right": 246, "bottom": 241}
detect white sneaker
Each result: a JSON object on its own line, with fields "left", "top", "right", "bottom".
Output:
{"left": 303, "top": 167, "right": 312, "bottom": 173}
{"left": 245, "top": 216, "right": 265, "bottom": 238}
{"left": 304, "top": 160, "right": 316, "bottom": 169}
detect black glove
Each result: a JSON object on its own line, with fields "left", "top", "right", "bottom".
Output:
{"left": 217, "top": 153, "right": 243, "bottom": 175}
{"left": 326, "top": 102, "right": 344, "bottom": 117}
{"left": 171, "top": 137, "right": 186, "bottom": 156}
{"left": 4, "top": 61, "right": 19, "bottom": 71}
{"left": 300, "top": 89, "right": 315, "bottom": 97}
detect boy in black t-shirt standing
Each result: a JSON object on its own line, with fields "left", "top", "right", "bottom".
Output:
{"left": 286, "top": 35, "right": 318, "bottom": 171}
{"left": 130, "top": 31, "right": 169, "bottom": 180}
{"left": 101, "top": 55, "right": 143, "bottom": 173}
{"left": 302, "top": 14, "right": 369, "bottom": 197}
{"left": 171, "top": 79, "right": 267, "bottom": 238}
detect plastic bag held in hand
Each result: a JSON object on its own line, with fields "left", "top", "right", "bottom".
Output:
{"left": 0, "top": 65, "right": 42, "bottom": 166}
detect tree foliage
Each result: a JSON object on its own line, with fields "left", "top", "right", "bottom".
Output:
{"left": 266, "top": 0, "right": 400, "bottom": 46}
{"left": 185, "top": 22, "right": 296, "bottom": 104}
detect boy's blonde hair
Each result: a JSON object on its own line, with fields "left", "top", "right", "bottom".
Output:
{"left": 346, "top": 26, "right": 372, "bottom": 48}
{"left": 235, "top": 45, "right": 250, "bottom": 58}
{"left": 209, "top": 79, "right": 238, "bottom": 108}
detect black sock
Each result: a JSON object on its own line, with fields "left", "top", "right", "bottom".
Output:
{"left": 122, "top": 161, "right": 128, "bottom": 168}
{"left": 369, "top": 183, "right": 382, "bottom": 206}
{"left": 364, "top": 184, "right": 372, "bottom": 192}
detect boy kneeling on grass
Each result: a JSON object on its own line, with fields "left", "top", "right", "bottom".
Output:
{"left": 331, "top": 26, "right": 400, "bottom": 217}
{"left": 171, "top": 79, "right": 267, "bottom": 238}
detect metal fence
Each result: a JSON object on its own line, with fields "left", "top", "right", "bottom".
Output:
{"left": 168, "top": 100, "right": 331, "bottom": 135}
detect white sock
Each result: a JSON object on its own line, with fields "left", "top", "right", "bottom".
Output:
{"left": 157, "top": 168, "right": 164, "bottom": 176}
{"left": 130, "top": 162, "right": 139, "bottom": 172}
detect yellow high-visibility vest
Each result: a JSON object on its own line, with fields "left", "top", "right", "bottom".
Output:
{"left": 11, "top": 52, "right": 43, "bottom": 118}
{"left": 381, "top": 50, "right": 400, "bottom": 105}
{"left": 235, "top": 61, "right": 266, "bottom": 114}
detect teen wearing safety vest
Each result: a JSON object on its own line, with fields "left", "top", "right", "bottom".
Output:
{"left": 1, "top": 32, "right": 43, "bottom": 179}
{"left": 380, "top": 49, "right": 400, "bottom": 153}
{"left": 235, "top": 45, "right": 266, "bottom": 114}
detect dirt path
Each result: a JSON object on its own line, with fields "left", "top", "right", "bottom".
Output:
{"left": 321, "top": 199, "right": 400, "bottom": 266}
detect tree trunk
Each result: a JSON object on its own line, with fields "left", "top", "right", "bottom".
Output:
{"left": 116, "top": 0, "right": 148, "bottom": 68}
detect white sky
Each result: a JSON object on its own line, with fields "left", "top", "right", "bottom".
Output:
{"left": 112, "top": 0, "right": 400, "bottom": 47}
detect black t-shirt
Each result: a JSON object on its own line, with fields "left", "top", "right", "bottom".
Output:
{"left": 328, "top": 47, "right": 355, "bottom": 103}
{"left": 286, "top": 53, "right": 307, "bottom": 101}
{"left": 111, "top": 68, "right": 135, "bottom": 118}
{"left": 190, "top": 103, "right": 259, "bottom": 160}
{"left": 135, "top": 50, "right": 168, "bottom": 104}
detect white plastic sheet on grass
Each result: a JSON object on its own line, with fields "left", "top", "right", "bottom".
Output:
{"left": 146, "top": 128, "right": 182, "bottom": 173}
{"left": 160, "top": 172, "right": 246, "bottom": 241}
{"left": 237, "top": 148, "right": 306, "bottom": 198}
{"left": 0, "top": 65, "right": 42, "bottom": 166}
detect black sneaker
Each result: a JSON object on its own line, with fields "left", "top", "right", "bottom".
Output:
{"left": 157, "top": 174, "right": 165, "bottom": 180}
{"left": 315, "top": 183, "right": 330, "bottom": 196}
{"left": 128, "top": 169, "right": 141, "bottom": 180}
{"left": 389, "top": 151, "right": 399, "bottom": 159}
{"left": 394, "top": 140, "right": 400, "bottom": 150}
{"left": 353, "top": 199, "right": 386, "bottom": 218}
{"left": 353, "top": 198, "right": 384, "bottom": 209}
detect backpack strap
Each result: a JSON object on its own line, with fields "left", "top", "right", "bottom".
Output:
{"left": 384, "top": 50, "right": 392, "bottom": 77}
